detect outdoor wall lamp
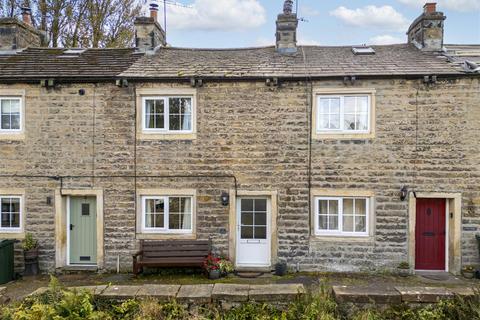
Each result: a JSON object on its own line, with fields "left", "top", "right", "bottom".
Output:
{"left": 221, "top": 191, "right": 229, "bottom": 206}
{"left": 400, "top": 186, "right": 408, "bottom": 201}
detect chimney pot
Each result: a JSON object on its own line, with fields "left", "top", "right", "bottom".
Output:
{"left": 20, "top": 7, "right": 32, "bottom": 25}
{"left": 150, "top": 3, "right": 159, "bottom": 21}
{"left": 424, "top": 3, "right": 437, "bottom": 14}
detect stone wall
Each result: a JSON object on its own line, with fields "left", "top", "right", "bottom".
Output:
{"left": 0, "top": 77, "right": 478, "bottom": 273}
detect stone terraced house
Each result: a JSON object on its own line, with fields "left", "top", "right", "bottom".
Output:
{"left": 0, "top": 1, "right": 479, "bottom": 275}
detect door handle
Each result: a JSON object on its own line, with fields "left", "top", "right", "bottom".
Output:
{"left": 70, "top": 224, "right": 74, "bottom": 231}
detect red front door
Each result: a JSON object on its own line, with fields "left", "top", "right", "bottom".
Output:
{"left": 415, "top": 198, "right": 446, "bottom": 270}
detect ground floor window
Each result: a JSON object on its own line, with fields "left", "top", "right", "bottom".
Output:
{"left": 314, "top": 196, "right": 369, "bottom": 236}
{"left": 0, "top": 196, "right": 22, "bottom": 232}
{"left": 141, "top": 196, "right": 193, "bottom": 233}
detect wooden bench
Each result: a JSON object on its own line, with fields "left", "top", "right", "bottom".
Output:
{"left": 132, "top": 240, "right": 211, "bottom": 275}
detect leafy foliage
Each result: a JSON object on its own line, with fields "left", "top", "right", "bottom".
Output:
{"left": 21, "top": 233, "right": 38, "bottom": 251}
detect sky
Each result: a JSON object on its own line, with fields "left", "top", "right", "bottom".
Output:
{"left": 144, "top": 0, "right": 480, "bottom": 48}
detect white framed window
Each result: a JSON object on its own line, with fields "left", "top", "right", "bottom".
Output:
{"left": 0, "top": 97, "right": 22, "bottom": 132}
{"left": 314, "top": 196, "right": 369, "bottom": 236}
{"left": 142, "top": 96, "right": 193, "bottom": 133}
{"left": 0, "top": 196, "right": 22, "bottom": 232}
{"left": 141, "top": 195, "right": 193, "bottom": 233}
{"left": 316, "top": 95, "right": 371, "bottom": 133}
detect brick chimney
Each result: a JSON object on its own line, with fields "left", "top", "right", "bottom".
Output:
{"left": 134, "top": 2, "right": 166, "bottom": 52}
{"left": 0, "top": 6, "right": 47, "bottom": 50}
{"left": 407, "top": 2, "right": 446, "bottom": 51}
{"left": 275, "top": 0, "right": 298, "bottom": 54}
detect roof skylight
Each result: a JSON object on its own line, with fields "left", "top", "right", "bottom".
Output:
{"left": 352, "top": 47, "right": 375, "bottom": 55}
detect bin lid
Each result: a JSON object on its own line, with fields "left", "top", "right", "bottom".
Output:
{"left": 0, "top": 239, "right": 15, "bottom": 248}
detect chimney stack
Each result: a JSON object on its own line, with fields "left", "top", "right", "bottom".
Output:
{"left": 20, "top": 7, "right": 32, "bottom": 26}
{"left": 407, "top": 2, "right": 446, "bottom": 51}
{"left": 275, "top": 0, "right": 298, "bottom": 54}
{"left": 134, "top": 1, "right": 166, "bottom": 51}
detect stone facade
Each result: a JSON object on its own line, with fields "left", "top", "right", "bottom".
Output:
{"left": 0, "top": 76, "right": 479, "bottom": 273}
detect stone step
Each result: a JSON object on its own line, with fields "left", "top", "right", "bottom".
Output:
{"left": 395, "top": 286, "right": 454, "bottom": 303}
{"left": 333, "top": 286, "right": 401, "bottom": 304}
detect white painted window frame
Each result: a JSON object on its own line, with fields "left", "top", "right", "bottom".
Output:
{"left": 316, "top": 95, "right": 371, "bottom": 134}
{"left": 314, "top": 196, "right": 370, "bottom": 237}
{"left": 142, "top": 96, "right": 194, "bottom": 134}
{"left": 0, "top": 97, "right": 23, "bottom": 133}
{"left": 141, "top": 195, "right": 193, "bottom": 234}
{"left": 0, "top": 195, "right": 23, "bottom": 233}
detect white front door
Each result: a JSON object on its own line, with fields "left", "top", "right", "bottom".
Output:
{"left": 236, "top": 197, "right": 271, "bottom": 267}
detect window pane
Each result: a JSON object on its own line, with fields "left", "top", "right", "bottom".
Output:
{"left": 181, "top": 115, "right": 191, "bottom": 131}
{"left": 169, "top": 115, "right": 181, "bottom": 130}
{"left": 318, "top": 114, "right": 329, "bottom": 130}
{"left": 169, "top": 214, "right": 180, "bottom": 229}
{"left": 357, "top": 114, "right": 368, "bottom": 131}
{"left": 169, "top": 98, "right": 180, "bottom": 113}
{"left": 344, "top": 97, "right": 356, "bottom": 114}
{"left": 241, "top": 199, "right": 253, "bottom": 211}
{"left": 343, "top": 215, "right": 354, "bottom": 232}
{"left": 254, "top": 212, "right": 267, "bottom": 226}
{"left": 319, "top": 215, "right": 328, "bottom": 230}
{"left": 1, "top": 100, "right": 11, "bottom": 113}
{"left": 241, "top": 212, "right": 253, "bottom": 225}
{"left": 1, "top": 198, "right": 9, "bottom": 213}
{"left": 328, "top": 216, "right": 338, "bottom": 230}
{"left": 330, "top": 98, "right": 340, "bottom": 114}
{"left": 344, "top": 114, "right": 356, "bottom": 130}
{"left": 344, "top": 199, "right": 354, "bottom": 215}
{"left": 145, "top": 100, "right": 155, "bottom": 113}
{"left": 1, "top": 115, "right": 10, "bottom": 129}
{"left": 181, "top": 214, "right": 192, "bottom": 229}
{"left": 10, "top": 198, "right": 20, "bottom": 213}
{"left": 254, "top": 226, "right": 267, "bottom": 239}
{"left": 10, "top": 100, "right": 20, "bottom": 113}
{"left": 155, "top": 115, "right": 164, "bottom": 129}
{"left": 355, "top": 199, "right": 367, "bottom": 215}
{"left": 241, "top": 226, "right": 254, "bottom": 239}
{"left": 180, "top": 197, "right": 191, "bottom": 214}
{"left": 319, "top": 99, "right": 330, "bottom": 113}
{"left": 356, "top": 216, "right": 366, "bottom": 232}
{"left": 330, "top": 114, "right": 340, "bottom": 129}
{"left": 169, "top": 197, "right": 180, "bottom": 213}
{"left": 318, "top": 200, "right": 328, "bottom": 215}
{"left": 155, "top": 214, "right": 164, "bottom": 228}
{"left": 180, "top": 98, "right": 192, "bottom": 114}
{"left": 145, "top": 214, "right": 154, "bottom": 228}
{"left": 329, "top": 200, "right": 339, "bottom": 215}
{"left": 357, "top": 97, "right": 368, "bottom": 113}
{"left": 10, "top": 213, "right": 20, "bottom": 228}
{"left": 254, "top": 199, "right": 267, "bottom": 212}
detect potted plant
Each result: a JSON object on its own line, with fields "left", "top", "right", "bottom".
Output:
{"left": 203, "top": 254, "right": 221, "bottom": 280}
{"left": 462, "top": 265, "right": 476, "bottom": 279}
{"left": 397, "top": 262, "right": 411, "bottom": 277}
{"left": 218, "top": 257, "right": 234, "bottom": 277}
{"left": 22, "top": 233, "right": 39, "bottom": 276}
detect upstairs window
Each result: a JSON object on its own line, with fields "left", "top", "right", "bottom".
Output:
{"left": 0, "top": 98, "right": 22, "bottom": 132}
{"left": 314, "top": 196, "right": 369, "bottom": 236}
{"left": 143, "top": 97, "right": 193, "bottom": 133}
{"left": 0, "top": 196, "right": 22, "bottom": 232}
{"left": 316, "top": 95, "right": 371, "bottom": 133}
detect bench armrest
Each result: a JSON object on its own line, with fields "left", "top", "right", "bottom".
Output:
{"left": 132, "top": 250, "right": 143, "bottom": 259}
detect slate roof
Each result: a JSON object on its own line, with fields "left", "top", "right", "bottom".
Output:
{"left": 120, "top": 44, "right": 464, "bottom": 79}
{"left": 0, "top": 47, "right": 142, "bottom": 80}
{"left": 444, "top": 44, "right": 480, "bottom": 73}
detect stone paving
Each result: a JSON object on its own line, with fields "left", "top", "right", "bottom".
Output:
{"left": 28, "top": 283, "right": 305, "bottom": 305}
{"left": 333, "top": 285, "right": 477, "bottom": 304}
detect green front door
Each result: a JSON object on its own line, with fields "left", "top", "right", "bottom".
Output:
{"left": 69, "top": 196, "right": 97, "bottom": 265}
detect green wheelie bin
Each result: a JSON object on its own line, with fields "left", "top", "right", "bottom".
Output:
{"left": 0, "top": 239, "right": 15, "bottom": 284}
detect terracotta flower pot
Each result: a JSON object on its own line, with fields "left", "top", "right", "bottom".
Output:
{"left": 462, "top": 270, "right": 475, "bottom": 279}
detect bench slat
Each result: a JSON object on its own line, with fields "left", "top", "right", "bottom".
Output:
{"left": 144, "top": 250, "right": 208, "bottom": 258}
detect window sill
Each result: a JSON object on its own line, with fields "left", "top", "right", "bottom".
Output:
{"left": 137, "top": 132, "right": 197, "bottom": 140}
{"left": 0, "top": 133, "right": 25, "bottom": 140}
{"left": 312, "top": 132, "right": 375, "bottom": 140}
{"left": 310, "top": 235, "right": 374, "bottom": 243}
{"left": 0, "top": 232, "right": 25, "bottom": 239}
{"left": 136, "top": 233, "right": 196, "bottom": 240}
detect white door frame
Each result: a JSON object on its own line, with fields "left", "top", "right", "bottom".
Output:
{"left": 229, "top": 190, "right": 278, "bottom": 269}
{"left": 55, "top": 189, "right": 104, "bottom": 269}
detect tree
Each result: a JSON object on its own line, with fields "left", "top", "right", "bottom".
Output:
{"left": 2, "top": 0, "right": 143, "bottom": 48}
